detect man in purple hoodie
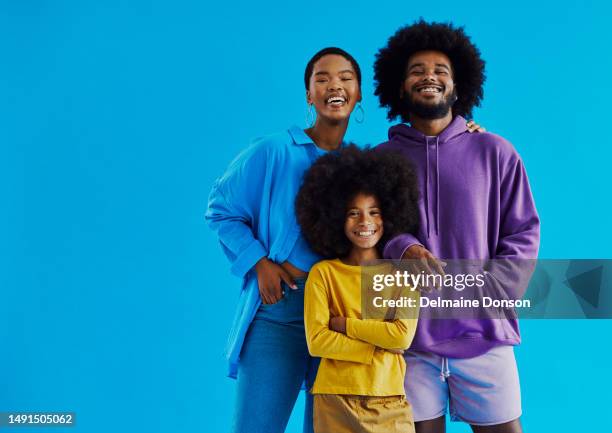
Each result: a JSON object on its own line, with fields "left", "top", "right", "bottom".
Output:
{"left": 374, "top": 20, "right": 540, "bottom": 433}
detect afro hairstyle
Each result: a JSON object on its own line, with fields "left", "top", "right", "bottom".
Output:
{"left": 296, "top": 145, "right": 419, "bottom": 259}
{"left": 373, "top": 19, "right": 486, "bottom": 121}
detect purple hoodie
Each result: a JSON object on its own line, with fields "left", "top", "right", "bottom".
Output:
{"left": 379, "top": 116, "right": 540, "bottom": 358}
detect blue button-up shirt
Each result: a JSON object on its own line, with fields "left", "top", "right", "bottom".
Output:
{"left": 205, "top": 126, "right": 331, "bottom": 378}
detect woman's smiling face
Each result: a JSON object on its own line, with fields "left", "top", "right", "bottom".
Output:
{"left": 307, "top": 54, "right": 361, "bottom": 123}
{"left": 344, "top": 193, "right": 384, "bottom": 250}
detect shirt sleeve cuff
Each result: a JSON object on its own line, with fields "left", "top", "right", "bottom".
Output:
{"left": 383, "top": 234, "right": 423, "bottom": 259}
{"left": 346, "top": 317, "right": 360, "bottom": 340}
{"left": 345, "top": 318, "right": 376, "bottom": 364}
{"left": 230, "top": 239, "right": 267, "bottom": 278}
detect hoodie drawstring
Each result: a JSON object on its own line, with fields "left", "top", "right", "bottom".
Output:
{"left": 435, "top": 136, "right": 440, "bottom": 236}
{"left": 424, "top": 137, "right": 440, "bottom": 238}
{"left": 440, "top": 356, "right": 450, "bottom": 382}
{"left": 425, "top": 140, "right": 431, "bottom": 238}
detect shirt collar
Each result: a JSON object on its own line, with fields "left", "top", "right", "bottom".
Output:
{"left": 288, "top": 125, "right": 314, "bottom": 146}
{"left": 288, "top": 125, "right": 350, "bottom": 151}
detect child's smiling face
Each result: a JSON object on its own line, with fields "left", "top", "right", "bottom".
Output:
{"left": 344, "top": 193, "right": 384, "bottom": 250}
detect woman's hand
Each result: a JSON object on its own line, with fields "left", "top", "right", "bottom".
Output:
{"left": 255, "top": 257, "right": 296, "bottom": 304}
{"left": 467, "top": 119, "right": 486, "bottom": 133}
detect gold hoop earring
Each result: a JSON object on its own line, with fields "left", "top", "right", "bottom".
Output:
{"left": 306, "top": 104, "right": 315, "bottom": 127}
{"left": 354, "top": 103, "right": 365, "bottom": 124}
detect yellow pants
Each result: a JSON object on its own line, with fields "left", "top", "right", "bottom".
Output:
{"left": 313, "top": 394, "right": 415, "bottom": 433}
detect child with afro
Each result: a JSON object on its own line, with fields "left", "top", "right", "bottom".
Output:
{"left": 296, "top": 145, "right": 421, "bottom": 433}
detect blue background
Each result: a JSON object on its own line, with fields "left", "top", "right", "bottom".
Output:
{"left": 1, "top": 0, "right": 611, "bottom": 432}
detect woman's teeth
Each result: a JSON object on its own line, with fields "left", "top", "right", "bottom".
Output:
{"left": 357, "top": 230, "right": 376, "bottom": 237}
{"left": 326, "top": 96, "right": 346, "bottom": 106}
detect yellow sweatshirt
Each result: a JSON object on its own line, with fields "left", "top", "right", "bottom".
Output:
{"left": 304, "top": 259, "right": 419, "bottom": 396}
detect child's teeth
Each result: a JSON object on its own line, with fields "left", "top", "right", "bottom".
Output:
{"left": 327, "top": 96, "right": 345, "bottom": 104}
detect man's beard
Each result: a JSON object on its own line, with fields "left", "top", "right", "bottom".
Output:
{"left": 402, "top": 89, "right": 457, "bottom": 120}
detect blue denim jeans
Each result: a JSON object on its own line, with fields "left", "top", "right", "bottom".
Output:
{"left": 233, "top": 278, "right": 320, "bottom": 433}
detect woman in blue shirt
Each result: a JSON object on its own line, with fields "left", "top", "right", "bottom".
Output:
{"left": 206, "top": 47, "right": 363, "bottom": 433}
